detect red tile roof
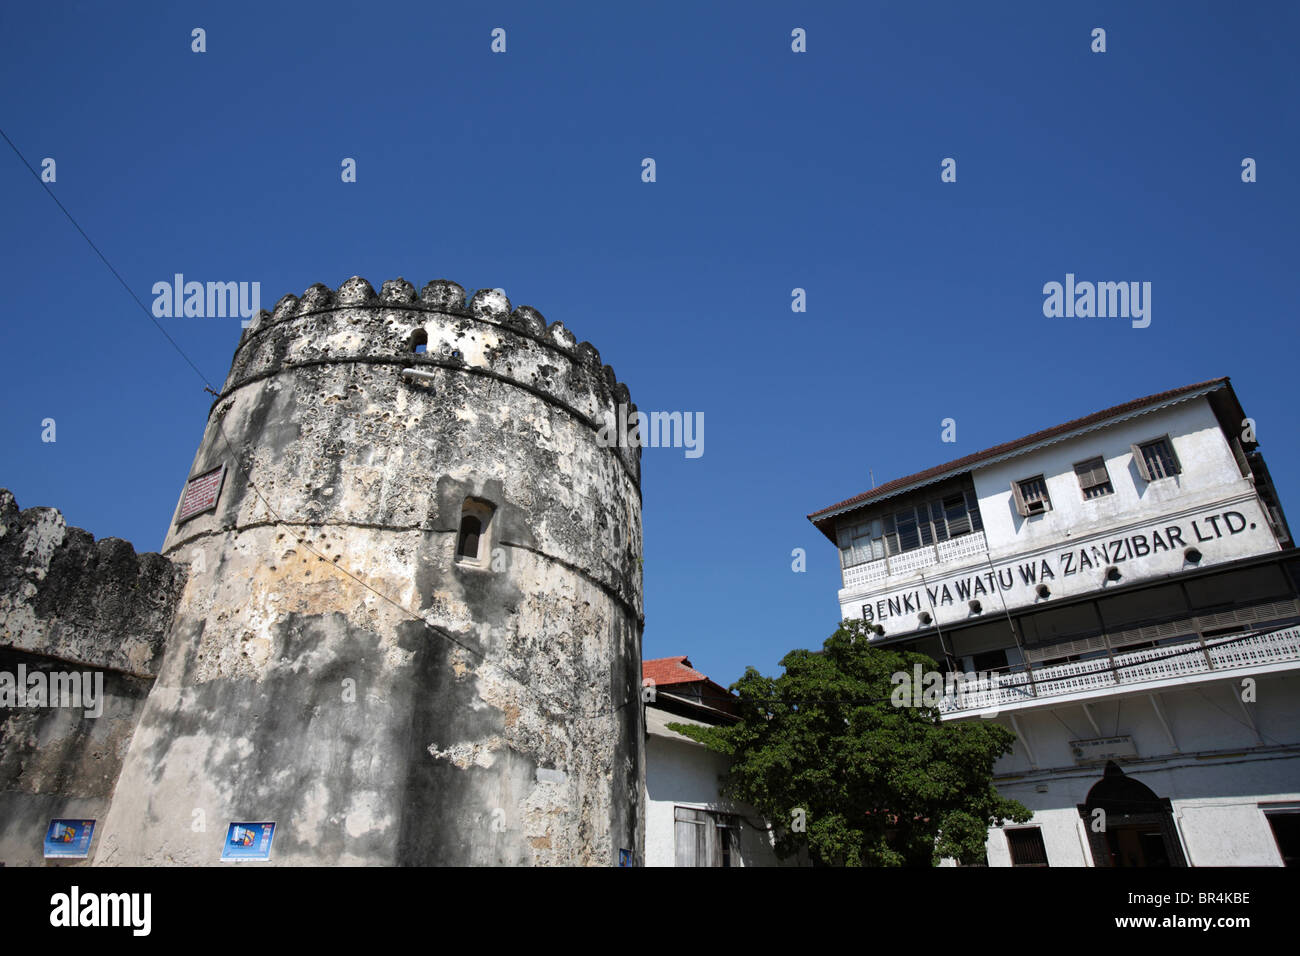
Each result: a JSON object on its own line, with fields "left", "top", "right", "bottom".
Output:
{"left": 808, "top": 377, "right": 1231, "bottom": 532}
{"left": 642, "top": 656, "right": 740, "bottom": 720}
{"left": 642, "top": 656, "right": 707, "bottom": 687}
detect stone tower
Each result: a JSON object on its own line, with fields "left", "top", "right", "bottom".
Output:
{"left": 95, "top": 276, "right": 644, "bottom": 865}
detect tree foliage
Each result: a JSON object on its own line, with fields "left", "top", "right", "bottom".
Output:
{"left": 668, "top": 619, "right": 1030, "bottom": 866}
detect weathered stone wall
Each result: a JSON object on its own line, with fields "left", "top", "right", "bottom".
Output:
{"left": 0, "top": 490, "right": 185, "bottom": 865}
{"left": 97, "top": 278, "right": 645, "bottom": 865}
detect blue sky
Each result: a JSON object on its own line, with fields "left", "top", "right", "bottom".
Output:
{"left": 2, "top": 1, "right": 1297, "bottom": 688}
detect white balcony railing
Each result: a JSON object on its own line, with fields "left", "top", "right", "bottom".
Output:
{"left": 841, "top": 531, "right": 989, "bottom": 592}
{"left": 938, "top": 625, "right": 1300, "bottom": 714}
{"left": 936, "top": 532, "right": 990, "bottom": 564}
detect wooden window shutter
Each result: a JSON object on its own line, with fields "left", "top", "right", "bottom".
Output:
{"left": 675, "top": 807, "right": 713, "bottom": 867}
{"left": 1163, "top": 435, "right": 1183, "bottom": 474}
{"left": 1131, "top": 442, "right": 1152, "bottom": 481}
{"left": 674, "top": 818, "right": 702, "bottom": 866}
{"left": 1011, "top": 479, "right": 1028, "bottom": 517}
{"left": 1075, "top": 457, "right": 1109, "bottom": 490}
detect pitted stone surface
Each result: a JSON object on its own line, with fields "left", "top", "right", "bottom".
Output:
{"left": 94, "top": 277, "right": 644, "bottom": 866}
{"left": 420, "top": 279, "right": 466, "bottom": 311}
{"left": 0, "top": 490, "right": 185, "bottom": 677}
{"left": 380, "top": 278, "right": 417, "bottom": 303}
{"left": 336, "top": 276, "right": 377, "bottom": 305}
{"left": 0, "top": 490, "right": 185, "bottom": 866}
{"left": 470, "top": 288, "right": 511, "bottom": 317}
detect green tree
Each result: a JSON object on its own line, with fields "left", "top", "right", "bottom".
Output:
{"left": 669, "top": 619, "right": 1030, "bottom": 866}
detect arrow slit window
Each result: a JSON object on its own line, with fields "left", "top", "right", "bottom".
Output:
{"left": 456, "top": 498, "right": 496, "bottom": 568}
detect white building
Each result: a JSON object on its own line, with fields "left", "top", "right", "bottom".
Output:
{"left": 808, "top": 377, "right": 1299, "bottom": 866}
{"left": 641, "top": 656, "right": 801, "bottom": 867}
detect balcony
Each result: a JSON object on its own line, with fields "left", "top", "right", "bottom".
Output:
{"left": 842, "top": 531, "right": 989, "bottom": 592}
{"left": 938, "top": 624, "right": 1300, "bottom": 716}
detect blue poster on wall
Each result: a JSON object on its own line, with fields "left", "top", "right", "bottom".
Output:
{"left": 221, "top": 822, "right": 276, "bottom": 861}
{"left": 44, "top": 819, "right": 96, "bottom": 859}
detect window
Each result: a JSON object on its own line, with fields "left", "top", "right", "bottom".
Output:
{"left": 836, "top": 487, "right": 983, "bottom": 569}
{"left": 409, "top": 328, "right": 428, "bottom": 354}
{"left": 895, "top": 509, "right": 920, "bottom": 552}
{"left": 674, "top": 807, "right": 742, "bottom": 867}
{"left": 838, "top": 519, "right": 883, "bottom": 568}
{"left": 1074, "top": 457, "right": 1114, "bottom": 499}
{"left": 929, "top": 500, "right": 949, "bottom": 542}
{"left": 882, "top": 514, "right": 899, "bottom": 555}
{"left": 456, "top": 516, "right": 482, "bottom": 559}
{"left": 455, "top": 498, "right": 495, "bottom": 568}
{"left": 1012, "top": 475, "right": 1052, "bottom": 516}
{"left": 1006, "top": 827, "right": 1049, "bottom": 867}
{"left": 1133, "top": 437, "right": 1181, "bottom": 481}
{"left": 967, "top": 490, "right": 984, "bottom": 532}
{"left": 943, "top": 494, "right": 972, "bottom": 536}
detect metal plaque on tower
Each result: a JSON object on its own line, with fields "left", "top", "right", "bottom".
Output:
{"left": 175, "top": 464, "right": 226, "bottom": 524}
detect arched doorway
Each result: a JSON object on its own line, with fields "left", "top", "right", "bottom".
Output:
{"left": 1076, "top": 762, "right": 1187, "bottom": 867}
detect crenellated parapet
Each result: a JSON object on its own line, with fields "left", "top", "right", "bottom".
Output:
{"left": 228, "top": 277, "right": 639, "bottom": 484}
